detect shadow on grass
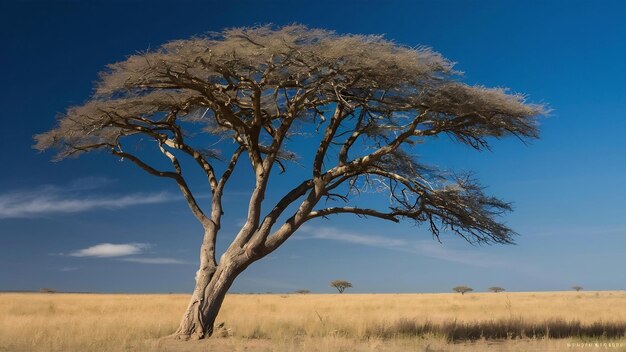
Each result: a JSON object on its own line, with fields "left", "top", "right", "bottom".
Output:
{"left": 364, "top": 318, "right": 626, "bottom": 342}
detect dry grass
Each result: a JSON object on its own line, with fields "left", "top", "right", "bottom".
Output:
{"left": 1, "top": 291, "right": 625, "bottom": 351}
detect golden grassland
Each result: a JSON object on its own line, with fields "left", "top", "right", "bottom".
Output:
{"left": 1, "top": 291, "right": 626, "bottom": 351}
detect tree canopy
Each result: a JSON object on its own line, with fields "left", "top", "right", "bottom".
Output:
{"left": 35, "top": 25, "right": 544, "bottom": 248}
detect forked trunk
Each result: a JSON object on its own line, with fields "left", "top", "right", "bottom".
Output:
{"left": 173, "top": 250, "right": 246, "bottom": 340}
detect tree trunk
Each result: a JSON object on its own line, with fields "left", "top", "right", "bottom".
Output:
{"left": 173, "top": 249, "right": 246, "bottom": 340}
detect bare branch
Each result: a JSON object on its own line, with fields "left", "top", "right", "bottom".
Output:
{"left": 338, "top": 109, "right": 367, "bottom": 166}
{"left": 217, "top": 145, "right": 245, "bottom": 193}
{"left": 306, "top": 207, "right": 404, "bottom": 222}
{"left": 313, "top": 104, "right": 347, "bottom": 178}
{"left": 111, "top": 149, "right": 178, "bottom": 179}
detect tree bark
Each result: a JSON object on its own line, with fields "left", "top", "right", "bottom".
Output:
{"left": 173, "top": 240, "right": 247, "bottom": 339}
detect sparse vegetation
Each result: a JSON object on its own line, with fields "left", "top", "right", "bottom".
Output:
{"left": 1, "top": 291, "right": 626, "bottom": 351}
{"left": 489, "top": 286, "right": 505, "bottom": 293}
{"left": 453, "top": 286, "right": 474, "bottom": 295}
{"left": 330, "top": 280, "right": 353, "bottom": 294}
{"left": 294, "top": 289, "right": 311, "bottom": 294}
{"left": 1, "top": 292, "right": 625, "bottom": 351}
{"left": 39, "top": 288, "right": 57, "bottom": 293}
{"left": 573, "top": 286, "right": 584, "bottom": 292}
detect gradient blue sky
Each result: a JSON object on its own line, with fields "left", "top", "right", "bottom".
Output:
{"left": 1, "top": 0, "right": 625, "bottom": 294}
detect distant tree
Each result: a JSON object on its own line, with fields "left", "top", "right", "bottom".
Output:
{"left": 35, "top": 25, "right": 544, "bottom": 339}
{"left": 453, "top": 286, "right": 474, "bottom": 295}
{"left": 488, "top": 286, "right": 505, "bottom": 293}
{"left": 331, "top": 280, "right": 353, "bottom": 294}
{"left": 39, "top": 288, "right": 57, "bottom": 294}
{"left": 294, "top": 289, "right": 311, "bottom": 294}
{"left": 572, "top": 286, "right": 583, "bottom": 292}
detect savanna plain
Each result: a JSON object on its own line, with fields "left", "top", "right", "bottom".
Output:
{"left": 1, "top": 291, "right": 625, "bottom": 352}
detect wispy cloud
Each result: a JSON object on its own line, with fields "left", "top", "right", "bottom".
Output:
{"left": 117, "top": 257, "right": 191, "bottom": 265}
{"left": 69, "top": 243, "right": 149, "bottom": 257}
{"left": 0, "top": 178, "right": 173, "bottom": 219}
{"left": 66, "top": 243, "right": 190, "bottom": 265}
{"left": 59, "top": 266, "right": 78, "bottom": 272}
{"left": 297, "top": 225, "right": 503, "bottom": 267}
{"left": 65, "top": 176, "right": 117, "bottom": 191}
{"left": 302, "top": 226, "right": 408, "bottom": 247}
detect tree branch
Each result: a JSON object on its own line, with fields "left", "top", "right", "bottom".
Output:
{"left": 216, "top": 145, "right": 245, "bottom": 194}
{"left": 306, "top": 207, "right": 404, "bottom": 222}
{"left": 338, "top": 109, "right": 367, "bottom": 166}
{"left": 111, "top": 149, "right": 178, "bottom": 179}
{"left": 326, "top": 109, "right": 429, "bottom": 180}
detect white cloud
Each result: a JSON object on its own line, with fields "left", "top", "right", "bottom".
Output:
{"left": 66, "top": 243, "right": 191, "bottom": 265}
{"left": 69, "top": 243, "right": 149, "bottom": 257}
{"left": 297, "top": 225, "right": 503, "bottom": 267}
{"left": 117, "top": 257, "right": 191, "bottom": 265}
{"left": 0, "top": 180, "right": 173, "bottom": 219}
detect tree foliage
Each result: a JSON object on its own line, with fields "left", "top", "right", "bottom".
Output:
{"left": 488, "top": 286, "right": 505, "bottom": 293}
{"left": 34, "top": 25, "right": 545, "bottom": 339}
{"left": 330, "top": 280, "right": 353, "bottom": 294}
{"left": 572, "top": 286, "right": 583, "bottom": 292}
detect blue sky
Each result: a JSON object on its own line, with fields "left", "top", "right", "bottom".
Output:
{"left": 1, "top": 0, "right": 625, "bottom": 293}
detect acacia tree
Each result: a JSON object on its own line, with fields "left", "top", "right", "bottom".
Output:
{"left": 453, "top": 286, "right": 474, "bottom": 295}
{"left": 35, "top": 25, "right": 544, "bottom": 339}
{"left": 330, "top": 280, "right": 353, "bottom": 294}
{"left": 488, "top": 286, "right": 506, "bottom": 293}
{"left": 572, "top": 286, "right": 583, "bottom": 292}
